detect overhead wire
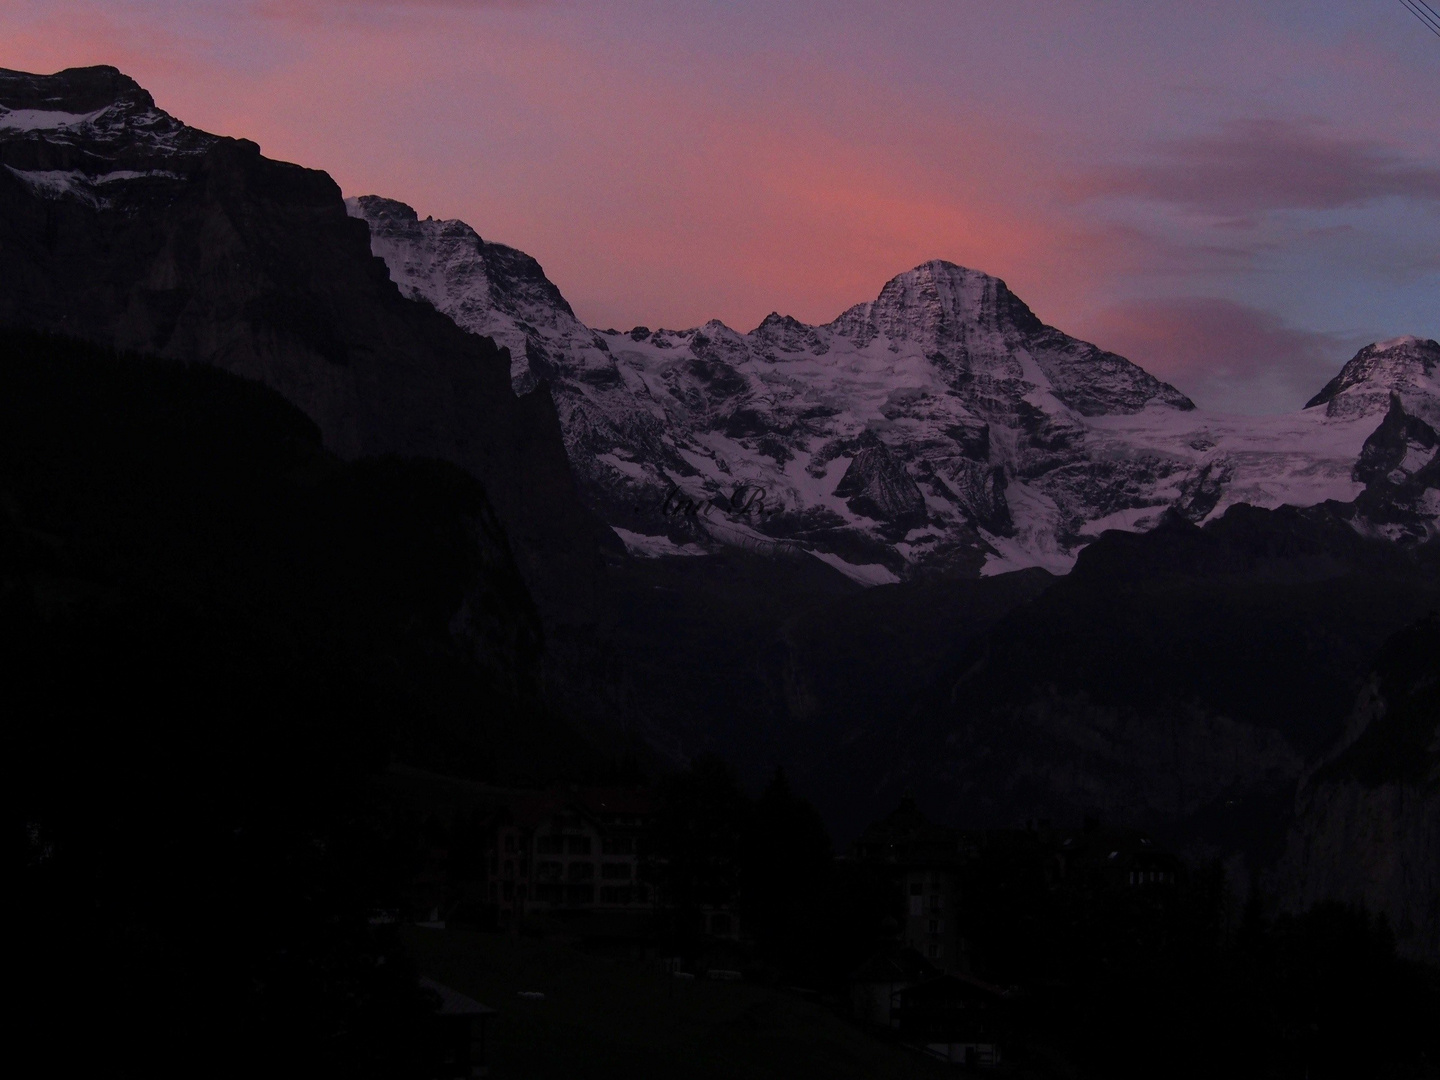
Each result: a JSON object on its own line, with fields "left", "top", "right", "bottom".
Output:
{"left": 1399, "top": 0, "right": 1440, "bottom": 34}
{"left": 1400, "top": 0, "right": 1440, "bottom": 34}
{"left": 1404, "top": 0, "right": 1440, "bottom": 27}
{"left": 1398, "top": 0, "right": 1440, "bottom": 38}
{"left": 1414, "top": 0, "right": 1440, "bottom": 24}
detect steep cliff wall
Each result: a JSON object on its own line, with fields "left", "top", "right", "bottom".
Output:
{"left": 0, "top": 66, "right": 601, "bottom": 616}
{"left": 1271, "top": 615, "right": 1440, "bottom": 962}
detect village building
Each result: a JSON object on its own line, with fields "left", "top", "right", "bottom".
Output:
{"left": 851, "top": 797, "right": 981, "bottom": 972}
{"left": 484, "top": 786, "right": 657, "bottom": 930}
{"left": 853, "top": 798, "right": 1182, "bottom": 979}
{"left": 848, "top": 945, "right": 941, "bottom": 1027}
{"left": 420, "top": 978, "right": 496, "bottom": 1078}
{"left": 894, "top": 973, "right": 1013, "bottom": 1068}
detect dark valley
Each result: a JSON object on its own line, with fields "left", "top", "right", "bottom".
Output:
{"left": 5, "top": 65, "right": 1438, "bottom": 1079}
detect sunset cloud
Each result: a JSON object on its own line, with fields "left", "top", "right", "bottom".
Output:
{"left": 1080, "top": 118, "right": 1440, "bottom": 216}
{"left": 1, "top": 0, "right": 1436, "bottom": 411}
{"left": 1076, "top": 297, "right": 1361, "bottom": 414}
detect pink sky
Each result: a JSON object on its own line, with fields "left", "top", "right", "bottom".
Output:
{"left": 2, "top": 0, "right": 1437, "bottom": 412}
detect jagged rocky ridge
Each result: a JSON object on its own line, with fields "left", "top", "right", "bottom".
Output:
{"left": 349, "top": 197, "right": 1440, "bottom": 582}
{"left": 3, "top": 63, "right": 1435, "bottom": 590}
{"left": 0, "top": 66, "right": 601, "bottom": 616}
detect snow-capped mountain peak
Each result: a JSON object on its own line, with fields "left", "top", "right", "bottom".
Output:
{"left": 0, "top": 66, "right": 219, "bottom": 206}
{"left": 1305, "top": 336, "right": 1440, "bottom": 427}
{"left": 345, "top": 194, "right": 601, "bottom": 392}
{"left": 346, "top": 196, "right": 1440, "bottom": 580}
{"left": 840, "top": 259, "right": 1037, "bottom": 343}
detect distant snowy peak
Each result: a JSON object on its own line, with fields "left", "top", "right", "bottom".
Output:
{"left": 347, "top": 195, "right": 1438, "bottom": 579}
{"left": 1305, "top": 336, "right": 1440, "bottom": 427}
{"left": 0, "top": 66, "right": 227, "bottom": 210}
{"left": 824, "top": 260, "right": 1196, "bottom": 417}
{"left": 345, "top": 195, "right": 605, "bottom": 392}
{"left": 832, "top": 260, "right": 1041, "bottom": 344}
{"left": 0, "top": 66, "right": 217, "bottom": 172}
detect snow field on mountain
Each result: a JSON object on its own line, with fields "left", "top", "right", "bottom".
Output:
{"left": 345, "top": 197, "right": 1440, "bottom": 581}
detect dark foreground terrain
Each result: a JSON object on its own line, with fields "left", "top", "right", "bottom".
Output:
{"left": 9, "top": 329, "right": 1440, "bottom": 1078}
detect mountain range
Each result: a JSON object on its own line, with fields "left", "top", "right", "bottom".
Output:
{"left": 4, "top": 65, "right": 1438, "bottom": 961}
{"left": 350, "top": 194, "right": 1439, "bottom": 582}
{"left": 4, "top": 65, "right": 1435, "bottom": 586}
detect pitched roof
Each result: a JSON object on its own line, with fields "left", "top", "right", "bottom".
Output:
{"left": 419, "top": 978, "right": 497, "bottom": 1017}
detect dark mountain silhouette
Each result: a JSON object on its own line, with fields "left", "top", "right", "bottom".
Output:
{"left": 0, "top": 65, "right": 603, "bottom": 619}
{"left": 4, "top": 328, "right": 599, "bottom": 1077}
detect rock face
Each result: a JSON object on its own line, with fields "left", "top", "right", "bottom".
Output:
{"left": 1275, "top": 781, "right": 1439, "bottom": 961}
{"left": 0, "top": 66, "right": 600, "bottom": 614}
{"left": 1270, "top": 615, "right": 1440, "bottom": 962}
{"left": 346, "top": 197, "right": 1440, "bottom": 581}
{"left": 805, "top": 505, "right": 1440, "bottom": 853}
{"left": 1306, "top": 336, "right": 1440, "bottom": 426}
{"left": 1348, "top": 394, "right": 1440, "bottom": 544}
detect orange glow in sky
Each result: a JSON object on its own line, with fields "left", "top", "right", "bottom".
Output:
{"left": 3, "top": 0, "right": 1437, "bottom": 412}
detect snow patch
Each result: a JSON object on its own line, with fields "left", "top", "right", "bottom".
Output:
{"left": 5, "top": 167, "right": 97, "bottom": 203}
{"left": 1373, "top": 335, "right": 1422, "bottom": 352}
{"left": 610, "top": 527, "right": 707, "bottom": 558}
{"left": 809, "top": 550, "right": 901, "bottom": 586}
{"left": 0, "top": 107, "right": 102, "bottom": 131}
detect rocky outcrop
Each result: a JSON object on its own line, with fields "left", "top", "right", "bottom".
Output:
{"left": 1306, "top": 336, "right": 1440, "bottom": 427}
{"left": 0, "top": 66, "right": 601, "bottom": 615}
{"left": 833, "top": 437, "right": 928, "bottom": 532}
{"left": 1270, "top": 614, "right": 1440, "bottom": 962}
{"left": 1272, "top": 779, "right": 1439, "bottom": 962}
{"left": 1348, "top": 396, "right": 1440, "bottom": 544}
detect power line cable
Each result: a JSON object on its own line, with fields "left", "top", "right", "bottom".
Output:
{"left": 1400, "top": 0, "right": 1440, "bottom": 34}
{"left": 1402, "top": 0, "right": 1440, "bottom": 31}
{"left": 1399, "top": 0, "right": 1440, "bottom": 37}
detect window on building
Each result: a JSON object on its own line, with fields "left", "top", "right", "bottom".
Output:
{"left": 909, "top": 896, "right": 923, "bottom": 916}
{"left": 929, "top": 918, "right": 943, "bottom": 935}
{"left": 504, "top": 860, "right": 515, "bottom": 878}
{"left": 568, "top": 861, "right": 595, "bottom": 881}
{"left": 536, "top": 835, "right": 564, "bottom": 855}
{"left": 536, "top": 861, "right": 563, "bottom": 881}
{"left": 565, "top": 884, "right": 595, "bottom": 905}
{"left": 710, "top": 913, "right": 732, "bottom": 935}
{"left": 602, "top": 837, "right": 634, "bottom": 856}
{"left": 566, "top": 835, "right": 592, "bottom": 855}
{"left": 601, "top": 862, "right": 633, "bottom": 880}
{"left": 504, "top": 834, "right": 517, "bottom": 854}
{"left": 926, "top": 943, "right": 941, "bottom": 959}
{"left": 600, "top": 886, "right": 634, "bottom": 905}
{"left": 909, "top": 882, "right": 923, "bottom": 896}
{"left": 535, "top": 883, "right": 563, "bottom": 903}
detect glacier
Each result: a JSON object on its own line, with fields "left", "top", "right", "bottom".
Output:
{"left": 347, "top": 196, "right": 1440, "bottom": 580}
